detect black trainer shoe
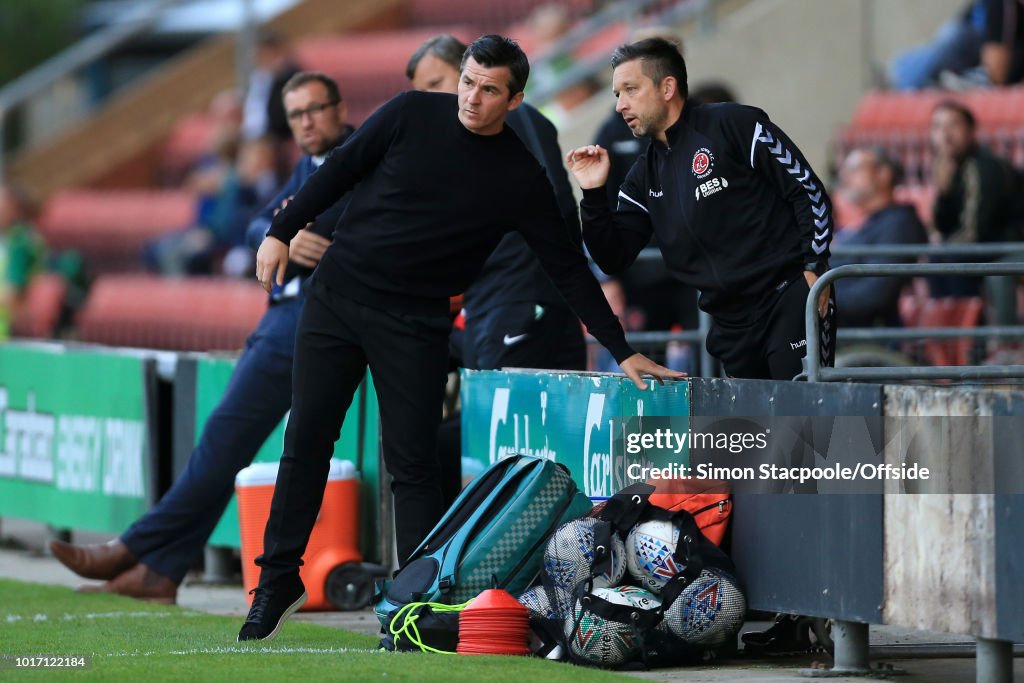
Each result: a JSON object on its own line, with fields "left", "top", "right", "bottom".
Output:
{"left": 742, "top": 613, "right": 834, "bottom": 656}
{"left": 237, "top": 574, "right": 307, "bottom": 642}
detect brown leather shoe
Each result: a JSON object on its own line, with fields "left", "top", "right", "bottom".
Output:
{"left": 50, "top": 539, "right": 137, "bottom": 581}
{"left": 77, "top": 563, "right": 177, "bottom": 604}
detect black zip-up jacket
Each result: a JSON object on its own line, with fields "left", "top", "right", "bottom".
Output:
{"left": 581, "top": 102, "right": 834, "bottom": 324}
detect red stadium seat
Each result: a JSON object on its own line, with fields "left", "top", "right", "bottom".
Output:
{"left": 159, "top": 113, "right": 218, "bottom": 182}
{"left": 37, "top": 190, "right": 196, "bottom": 273}
{"left": 405, "top": 0, "right": 594, "bottom": 31}
{"left": 917, "top": 297, "right": 984, "bottom": 367}
{"left": 77, "top": 275, "right": 267, "bottom": 351}
{"left": 893, "top": 184, "right": 936, "bottom": 227}
{"left": 10, "top": 273, "right": 68, "bottom": 339}
{"left": 293, "top": 29, "right": 476, "bottom": 123}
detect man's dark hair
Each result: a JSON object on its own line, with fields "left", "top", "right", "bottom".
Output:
{"left": 690, "top": 81, "right": 736, "bottom": 105}
{"left": 256, "top": 28, "right": 286, "bottom": 49}
{"left": 461, "top": 35, "right": 530, "bottom": 97}
{"left": 611, "top": 37, "right": 688, "bottom": 100}
{"left": 407, "top": 34, "right": 467, "bottom": 80}
{"left": 933, "top": 99, "right": 976, "bottom": 130}
{"left": 865, "top": 145, "right": 905, "bottom": 187}
{"left": 281, "top": 71, "right": 342, "bottom": 104}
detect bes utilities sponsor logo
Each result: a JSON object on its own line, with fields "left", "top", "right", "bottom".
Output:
{"left": 692, "top": 147, "right": 715, "bottom": 179}
{"left": 695, "top": 176, "right": 729, "bottom": 200}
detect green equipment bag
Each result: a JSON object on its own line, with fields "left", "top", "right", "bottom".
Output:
{"left": 376, "top": 454, "right": 592, "bottom": 651}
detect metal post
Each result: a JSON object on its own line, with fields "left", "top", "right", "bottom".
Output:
{"left": 832, "top": 620, "right": 871, "bottom": 673}
{"left": 805, "top": 274, "right": 825, "bottom": 383}
{"left": 977, "top": 638, "right": 1013, "bottom": 683}
{"left": 698, "top": 309, "right": 713, "bottom": 378}
{"left": 804, "top": 262, "right": 1024, "bottom": 383}
{"left": 202, "top": 546, "right": 234, "bottom": 583}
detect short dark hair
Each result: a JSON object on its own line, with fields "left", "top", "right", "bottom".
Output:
{"left": 611, "top": 37, "right": 688, "bottom": 100}
{"left": 407, "top": 34, "right": 467, "bottom": 80}
{"left": 256, "top": 28, "right": 286, "bottom": 49}
{"left": 461, "top": 34, "right": 530, "bottom": 98}
{"left": 933, "top": 99, "right": 976, "bottom": 130}
{"left": 863, "top": 145, "right": 905, "bottom": 187}
{"left": 281, "top": 71, "right": 342, "bottom": 104}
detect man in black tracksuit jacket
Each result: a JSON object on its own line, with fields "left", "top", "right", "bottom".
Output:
{"left": 238, "top": 35, "right": 682, "bottom": 642}
{"left": 569, "top": 38, "right": 836, "bottom": 380}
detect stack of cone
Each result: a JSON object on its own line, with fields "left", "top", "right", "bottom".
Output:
{"left": 457, "top": 589, "right": 531, "bottom": 656}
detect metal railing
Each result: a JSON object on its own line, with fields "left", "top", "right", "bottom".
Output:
{"left": 588, "top": 242, "right": 1024, "bottom": 380}
{"left": 805, "top": 262, "right": 1024, "bottom": 382}
{"left": 0, "top": 0, "right": 186, "bottom": 179}
{"left": 632, "top": 242, "right": 1024, "bottom": 263}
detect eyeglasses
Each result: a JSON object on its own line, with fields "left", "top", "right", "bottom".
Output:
{"left": 285, "top": 101, "right": 338, "bottom": 122}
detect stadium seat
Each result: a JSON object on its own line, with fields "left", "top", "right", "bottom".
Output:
{"left": 893, "top": 184, "right": 936, "bottom": 227}
{"left": 837, "top": 86, "right": 1024, "bottom": 185}
{"left": 916, "top": 297, "right": 984, "bottom": 367}
{"left": 405, "top": 0, "right": 594, "bottom": 31}
{"left": 77, "top": 275, "right": 267, "bottom": 351}
{"left": 10, "top": 273, "right": 68, "bottom": 339}
{"left": 37, "top": 190, "right": 196, "bottom": 273}
{"left": 159, "top": 113, "right": 218, "bottom": 183}
{"left": 293, "top": 29, "right": 474, "bottom": 123}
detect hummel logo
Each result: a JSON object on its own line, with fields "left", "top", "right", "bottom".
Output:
{"left": 790, "top": 339, "right": 807, "bottom": 350}
{"left": 503, "top": 334, "right": 528, "bottom": 346}
{"left": 649, "top": 189, "right": 663, "bottom": 197}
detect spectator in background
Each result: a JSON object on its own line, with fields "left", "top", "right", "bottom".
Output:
{"left": 928, "top": 99, "right": 1024, "bottom": 297}
{"left": 0, "top": 184, "right": 46, "bottom": 340}
{"left": 889, "top": 1, "right": 987, "bottom": 89}
{"left": 832, "top": 147, "right": 928, "bottom": 327}
{"left": 49, "top": 72, "right": 355, "bottom": 603}
{"left": 690, "top": 81, "right": 738, "bottom": 105}
{"left": 890, "top": 0, "right": 1024, "bottom": 89}
{"left": 242, "top": 30, "right": 302, "bottom": 144}
{"left": 975, "top": 0, "right": 1024, "bottom": 85}
{"left": 145, "top": 136, "right": 279, "bottom": 276}
{"left": 525, "top": 4, "right": 574, "bottom": 94}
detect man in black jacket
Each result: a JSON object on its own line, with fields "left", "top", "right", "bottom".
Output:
{"left": 239, "top": 35, "right": 681, "bottom": 642}
{"left": 568, "top": 38, "right": 836, "bottom": 381}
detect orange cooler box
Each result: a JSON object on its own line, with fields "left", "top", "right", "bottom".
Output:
{"left": 236, "top": 458, "right": 361, "bottom": 610}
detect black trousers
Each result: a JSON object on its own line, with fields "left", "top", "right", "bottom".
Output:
{"left": 706, "top": 275, "right": 837, "bottom": 381}
{"left": 255, "top": 280, "right": 451, "bottom": 582}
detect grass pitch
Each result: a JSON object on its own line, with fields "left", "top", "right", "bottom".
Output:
{"left": 0, "top": 579, "right": 628, "bottom": 682}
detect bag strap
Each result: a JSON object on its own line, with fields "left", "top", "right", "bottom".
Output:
{"left": 596, "top": 482, "right": 655, "bottom": 533}
{"left": 659, "top": 510, "right": 705, "bottom": 611}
